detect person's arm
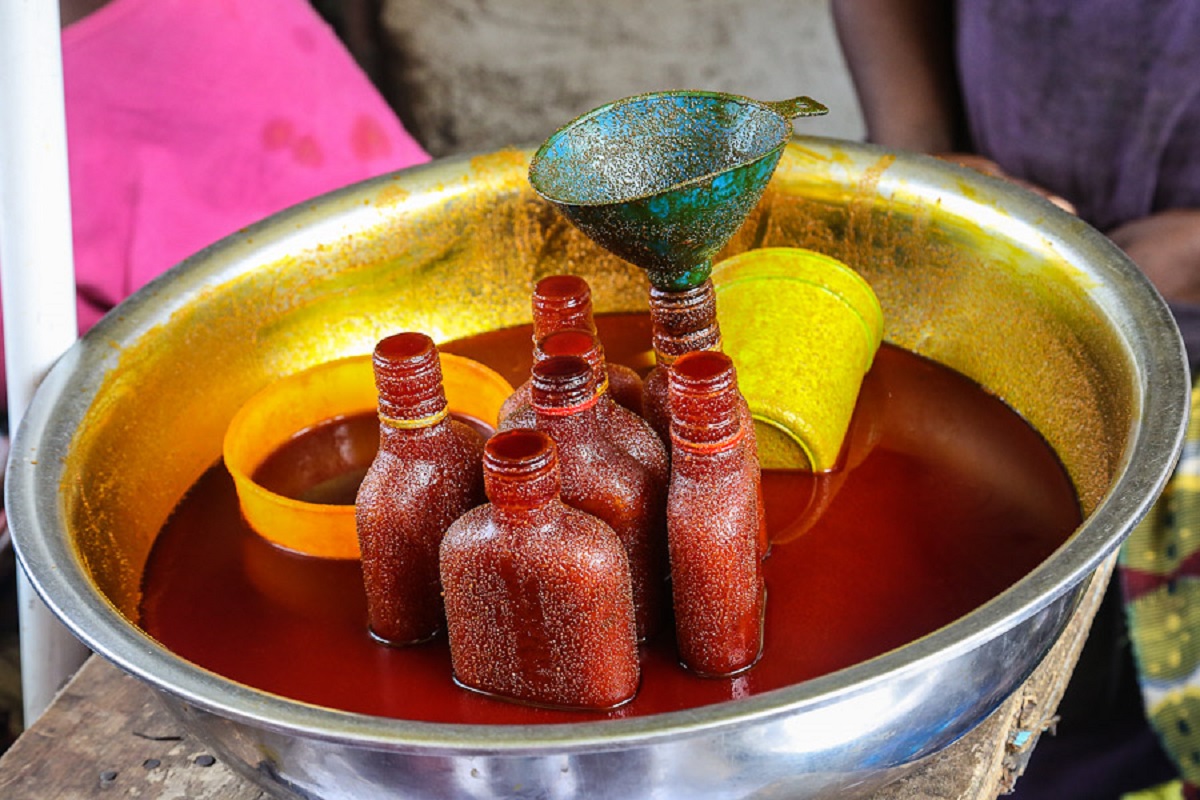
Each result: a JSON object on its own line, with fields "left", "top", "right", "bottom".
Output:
{"left": 1109, "top": 210, "right": 1200, "bottom": 305}
{"left": 830, "top": 0, "right": 962, "bottom": 153}
{"left": 832, "top": 1, "right": 1076, "bottom": 213}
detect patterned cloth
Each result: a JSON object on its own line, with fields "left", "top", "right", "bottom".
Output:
{"left": 1124, "top": 779, "right": 1195, "bottom": 800}
{"left": 1123, "top": 384, "right": 1200, "bottom": 795}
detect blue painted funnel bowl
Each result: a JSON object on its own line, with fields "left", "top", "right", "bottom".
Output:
{"left": 528, "top": 91, "right": 827, "bottom": 291}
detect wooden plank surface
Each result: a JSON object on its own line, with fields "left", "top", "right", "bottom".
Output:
{"left": 0, "top": 657, "right": 266, "bottom": 799}
{"left": 0, "top": 553, "right": 1113, "bottom": 799}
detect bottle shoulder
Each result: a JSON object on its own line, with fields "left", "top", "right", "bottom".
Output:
{"left": 359, "top": 424, "right": 484, "bottom": 507}
{"left": 443, "top": 502, "right": 625, "bottom": 561}
{"left": 670, "top": 439, "right": 755, "bottom": 481}
{"left": 539, "top": 407, "right": 665, "bottom": 485}
{"left": 601, "top": 401, "right": 669, "bottom": 477}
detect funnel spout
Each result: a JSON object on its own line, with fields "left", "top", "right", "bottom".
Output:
{"left": 765, "top": 96, "right": 830, "bottom": 119}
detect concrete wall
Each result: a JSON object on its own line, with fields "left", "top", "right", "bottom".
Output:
{"left": 377, "top": 0, "right": 863, "bottom": 157}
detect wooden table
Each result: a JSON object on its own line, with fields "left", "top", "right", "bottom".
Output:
{"left": 0, "top": 554, "right": 1114, "bottom": 799}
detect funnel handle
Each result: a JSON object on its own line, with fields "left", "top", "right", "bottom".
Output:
{"left": 766, "top": 96, "right": 829, "bottom": 119}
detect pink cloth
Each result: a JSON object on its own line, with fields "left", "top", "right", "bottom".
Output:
{"left": 1, "top": 0, "right": 429, "bottom": 410}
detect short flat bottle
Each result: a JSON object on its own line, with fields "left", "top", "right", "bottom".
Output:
{"left": 667, "top": 350, "right": 765, "bottom": 677}
{"left": 531, "top": 354, "right": 668, "bottom": 640}
{"left": 355, "top": 332, "right": 486, "bottom": 646}
{"left": 440, "top": 429, "right": 640, "bottom": 710}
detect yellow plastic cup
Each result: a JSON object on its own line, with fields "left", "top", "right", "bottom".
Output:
{"left": 712, "top": 247, "right": 883, "bottom": 472}
{"left": 223, "top": 352, "right": 512, "bottom": 559}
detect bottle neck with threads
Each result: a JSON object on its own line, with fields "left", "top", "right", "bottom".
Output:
{"left": 534, "top": 329, "right": 610, "bottom": 398}
{"left": 649, "top": 279, "right": 722, "bottom": 366}
{"left": 669, "top": 350, "right": 744, "bottom": 451}
{"left": 531, "top": 355, "right": 601, "bottom": 420}
{"left": 532, "top": 274, "right": 596, "bottom": 338}
{"left": 484, "top": 429, "right": 562, "bottom": 516}
{"left": 373, "top": 332, "right": 450, "bottom": 435}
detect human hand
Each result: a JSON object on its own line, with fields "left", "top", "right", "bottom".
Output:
{"left": 1108, "top": 209, "right": 1200, "bottom": 305}
{"left": 935, "top": 153, "right": 1076, "bottom": 214}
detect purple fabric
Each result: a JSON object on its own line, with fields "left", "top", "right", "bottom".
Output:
{"left": 955, "top": 0, "right": 1200, "bottom": 233}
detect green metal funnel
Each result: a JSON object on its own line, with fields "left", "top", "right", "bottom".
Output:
{"left": 528, "top": 91, "right": 828, "bottom": 291}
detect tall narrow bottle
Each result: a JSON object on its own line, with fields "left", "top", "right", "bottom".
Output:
{"left": 531, "top": 355, "right": 667, "bottom": 640}
{"left": 440, "top": 429, "right": 640, "bottom": 710}
{"left": 643, "top": 280, "right": 767, "bottom": 556}
{"left": 355, "top": 332, "right": 486, "bottom": 646}
{"left": 667, "top": 350, "right": 765, "bottom": 677}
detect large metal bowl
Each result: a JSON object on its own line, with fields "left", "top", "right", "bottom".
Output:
{"left": 6, "top": 138, "right": 1188, "bottom": 799}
